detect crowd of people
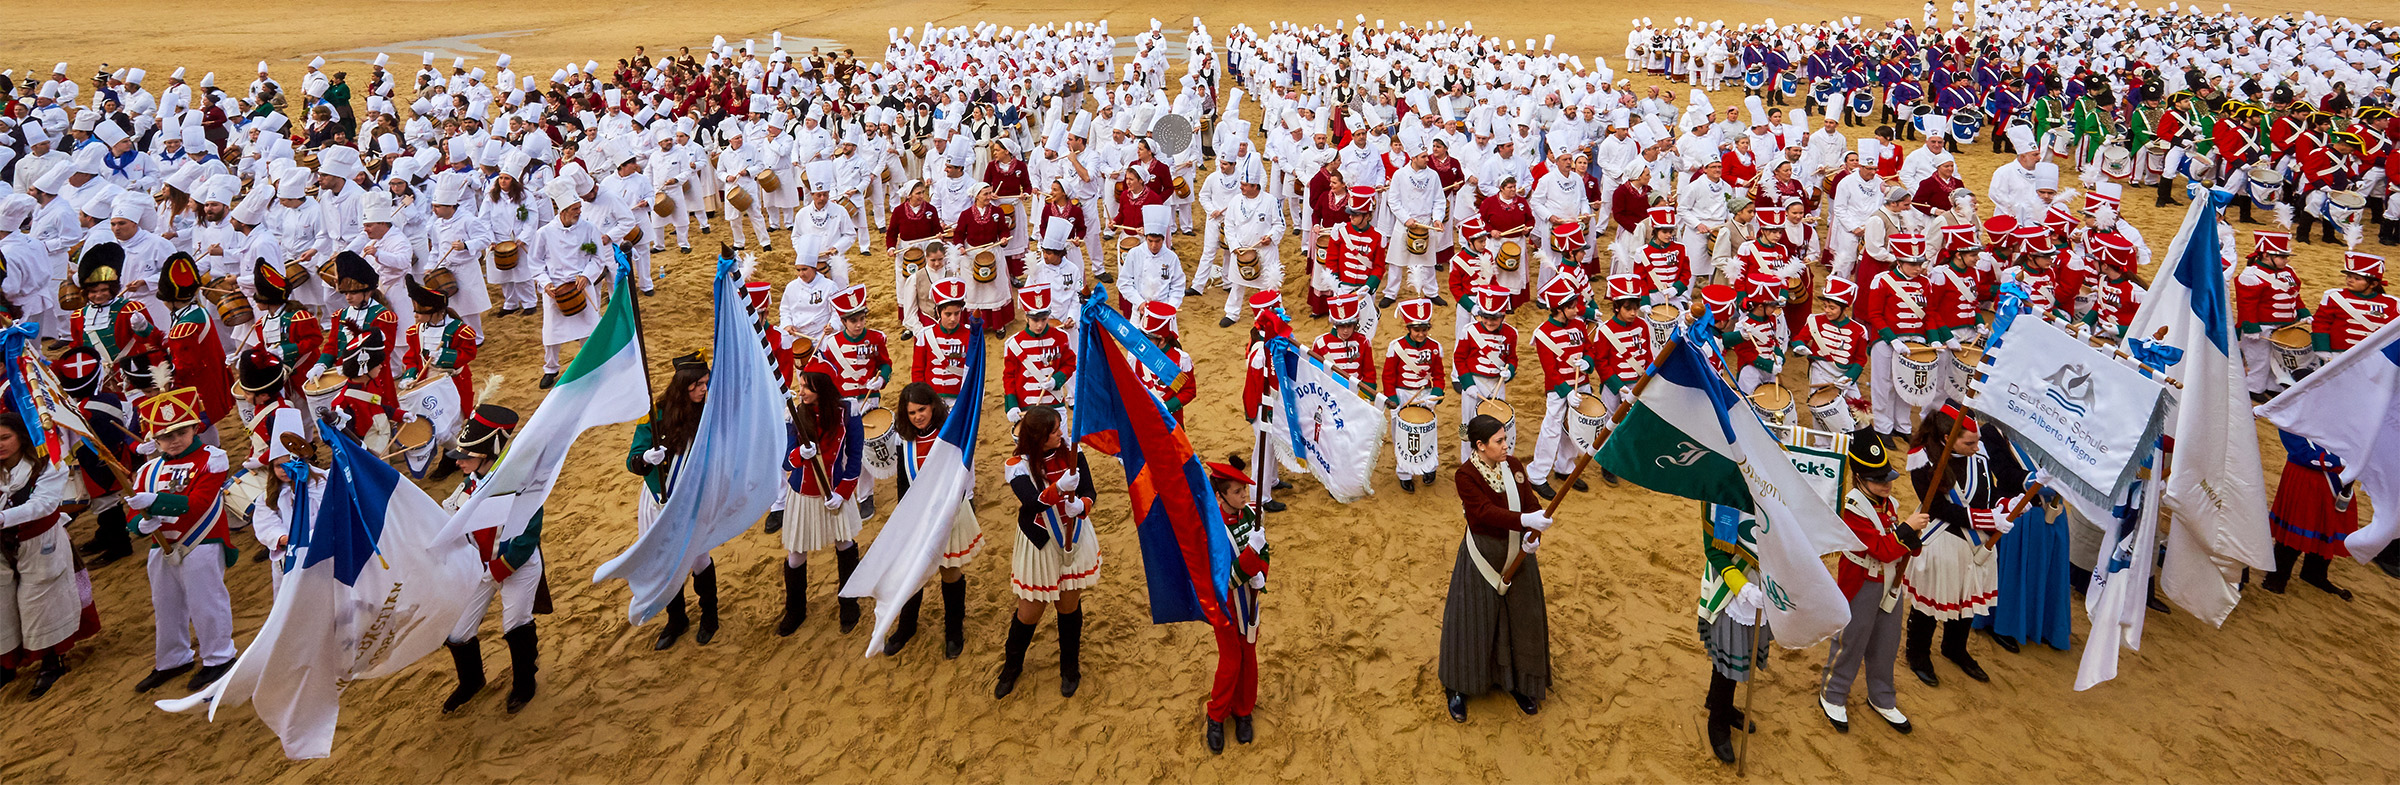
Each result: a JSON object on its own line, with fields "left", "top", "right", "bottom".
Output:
{"left": 1, "top": 0, "right": 2397, "bottom": 763}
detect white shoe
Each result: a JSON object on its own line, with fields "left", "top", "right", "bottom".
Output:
{"left": 1820, "top": 697, "right": 1849, "bottom": 726}
{"left": 1872, "top": 704, "right": 1907, "bottom": 725}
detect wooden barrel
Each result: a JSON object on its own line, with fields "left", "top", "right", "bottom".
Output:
{"left": 550, "top": 281, "right": 587, "bottom": 316}
{"left": 424, "top": 268, "right": 460, "bottom": 296}
{"left": 651, "top": 192, "right": 675, "bottom": 217}
{"left": 492, "top": 240, "right": 522, "bottom": 271}
{"left": 756, "top": 170, "right": 783, "bottom": 192}
{"left": 214, "top": 292, "right": 255, "bottom": 327}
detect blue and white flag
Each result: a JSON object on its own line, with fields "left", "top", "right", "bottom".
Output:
{"left": 2074, "top": 446, "right": 2165, "bottom": 690}
{"left": 2256, "top": 317, "right": 2400, "bottom": 561}
{"left": 1267, "top": 336, "right": 1383, "bottom": 503}
{"left": 2124, "top": 188, "right": 2274, "bottom": 627}
{"left": 157, "top": 424, "right": 482, "bottom": 759}
{"left": 1974, "top": 285, "right": 2170, "bottom": 516}
{"left": 593, "top": 258, "right": 787, "bottom": 624}
{"left": 840, "top": 326, "right": 987, "bottom": 657}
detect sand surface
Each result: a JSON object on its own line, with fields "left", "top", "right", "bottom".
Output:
{"left": 6, "top": 1, "right": 2399, "bottom": 781}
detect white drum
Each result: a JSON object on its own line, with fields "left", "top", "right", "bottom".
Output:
{"left": 2270, "top": 323, "right": 2319, "bottom": 384}
{"left": 397, "top": 375, "right": 464, "bottom": 474}
{"left": 1806, "top": 384, "right": 1855, "bottom": 432}
{"left": 1895, "top": 341, "right": 1942, "bottom": 407}
{"left": 1944, "top": 344, "right": 1984, "bottom": 401}
{"left": 1567, "top": 393, "right": 1608, "bottom": 452}
{"left": 222, "top": 467, "right": 268, "bottom": 529}
{"left": 1476, "top": 398, "right": 1517, "bottom": 450}
{"left": 1645, "top": 304, "right": 1682, "bottom": 353}
{"left": 1749, "top": 383, "right": 1797, "bottom": 425}
{"left": 299, "top": 367, "right": 345, "bottom": 425}
{"left": 1394, "top": 405, "right": 1441, "bottom": 476}
{"left": 861, "top": 407, "right": 899, "bottom": 480}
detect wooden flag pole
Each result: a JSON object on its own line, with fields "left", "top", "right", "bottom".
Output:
{"left": 1501, "top": 338, "right": 1682, "bottom": 583}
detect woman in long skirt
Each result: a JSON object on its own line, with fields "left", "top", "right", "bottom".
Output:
{"left": 881, "top": 382, "right": 984, "bottom": 658}
{"left": 626, "top": 353, "right": 720, "bottom": 649}
{"left": 1978, "top": 477, "right": 2074, "bottom": 652}
{"left": 0, "top": 412, "right": 92, "bottom": 698}
{"left": 1438, "top": 414, "right": 1552, "bottom": 723}
{"left": 1903, "top": 405, "right": 2028, "bottom": 687}
{"left": 778, "top": 371, "right": 863, "bottom": 636}
{"left": 996, "top": 407, "right": 1097, "bottom": 699}
{"left": 2266, "top": 430, "right": 2357, "bottom": 600}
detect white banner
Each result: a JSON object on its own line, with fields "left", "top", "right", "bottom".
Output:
{"left": 1971, "top": 315, "right": 2169, "bottom": 508}
{"left": 1276, "top": 346, "right": 1384, "bottom": 503}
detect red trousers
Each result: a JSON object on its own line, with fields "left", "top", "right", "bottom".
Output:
{"left": 970, "top": 303, "right": 1017, "bottom": 333}
{"left": 1208, "top": 620, "right": 1259, "bottom": 721}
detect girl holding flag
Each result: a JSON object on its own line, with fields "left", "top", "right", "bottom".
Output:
{"left": 626, "top": 352, "right": 722, "bottom": 651}
{"left": 1438, "top": 414, "right": 1552, "bottom": 723}
{"left": 997, "top": 407, "right": 1097, "bottom": 700}
{"left": 0, "top": 412, "right": 91, "bottom": 699}
{"left": 1902, "top": 405, "right": 2029, "bottom": 688}
{"left": 879, "top": 382, "right": 984, "bottom": 659}
{"left": 777, "top": 370, "right": 863, "bottom": 638}
{"left": 1203, "top": 454, "right": 1271, "bottom": 754}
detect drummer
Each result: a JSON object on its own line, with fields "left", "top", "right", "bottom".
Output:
{"left": 399, "top": 275, "right": 483, "bottom": 422}
{"left": 1794, "top": 277, "right": 1871, "bottom": 433}
{"left": 2235, "top": 230, "right": 2306, "bottom": 398}
{"left": 1382, "top": 299, "right": 1448, "bottom": 493}
{"left": 1454, "top": 286, "right": 1520, "bottom": 464}
{"left": 1308, "top": 293, "right": 1375, "bottom": 394}
{"left": 1635, "top": 208, "right": 1693, "bottom": 307}
{"left": 1860, "top": 234, "right": 1932, "bottom": 441}
{"left": 320, "top": 251, "right": 400, "bottom": 420}
{"left": 233, "top": 348, "right": 306, "bottom": 473}
{"left": 155, "top": 253, "right": 233, "bottom": 446}
{"left": 1002, "top": 285, "right": 1075, "bottom": 426}
{"left": 1526, "top": 277, "right": 1594, "bottom": 501}
{"left": 1727, "top": 275, "right": 1789, "bottom": 394}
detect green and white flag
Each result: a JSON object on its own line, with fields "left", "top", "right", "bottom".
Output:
{"left": 1597, "top": 331, "right": 1864, "bottom": 647}
{"left": 438, "top": 260, "right": 651, "bottom": 545}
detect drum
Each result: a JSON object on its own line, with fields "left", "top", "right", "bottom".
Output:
{"left": 1806, "top": 384, "right": 1852, "bottom": 431}
{"left": 756, "top": 169, "right": 783, "bottom": 193}
{"left": 58, "top": 281, "right": 86, "bottom": 312}
{"left": 392, "top": 417, "right": 435, "bottom": 454}
{"left": 549, "top": 281, "right": 587, "bottom": 316}
{"left": 492, "top": 239, "right": 522, "bottom": 271}
{"left": 2182, "top": 151, "right": 2217, "bottom": 183}
{"left": 970, "top": 245, "right": 1000, "bottom": 283}
{"left": 1312, "top": 233, "right": 1331, "bottom": 261}
{"left": 2098, "top": 144, "right": 2135, "bottom": 179}
{"left": 2328, "top": 189, "right": 2367, "bottom": 219}
{"left": 424, "top": 267, "right": 460, "bottom": 296}
{"left": 1777, "top": 71, "right": 1800, "bottom": 97}
{"left": 1645, "top": 304, "right": 1681, "bottom": 352}
{"left": 2270, "top": 323, "right": 2319, "bottom": 382}
{"left": 1404, "top": 224, "right": 1430, "bottom": 255}
{"left": 899, "top": 244, "right": 927, "bottom": 277}
{"left": 1114, "top": 234, "right": 1143, "bottom": 261}
{"left": 1567, "top": 393, "right": 1608, "bottom": 452}
{"left": 1850, "top": 90, "right": 1875, "bottom": 118}
{"left": 1748, "top": 382, "right": 1796, "bottom": 424}
{"left": 999, "top": 199, "right": 1019, "bottom": 217}
{"left": 222, "top": 468, "right": 268, "bottom": 529}
{"left": 314, "top": 257, "right": 342, "bottom": 288}
{"left": 1394, "top": 404, "right": 1441, "bottom": 476}
{"left": 1233, "top": 247, "right": 1263, "bottom": 283}
{"left": 1497, "top": 237, "right": 1525, "bottom": 271}
{"left": 1475, "top": 397, "right": 1516, "bottom": 450}
{"left": 2043, "top": 127, "right": 2073, "bottom": 158}
{"left": 788, "top": 333, "right": 816, "bottom": 365}
{"left": 2245, "top": 165, "right": 2283, "bottom": 204}
{"left": 727, "top": 187, "right": 755, "bottom": 212}
{"left": 1909, "top": 104, "right": 1935, "bottom": 133}
{"left": 652, "top": 192, "right": 676, "bottom": 217}
{"left": 300, "top": 367, "right": 347, "bottom": 422}
{"left": 213, "top": 291, "right": 255, "bottom": 327}
{"left": 1950, "top": 109, "right": 1984, "bottom": 144}
{"left": 625, "top": 224, "right": 645, "bottom": 247}
{"left": 1895, "top": 341, "right": 1942, "bottom": 407}
{"left": 861, "top": 406, "right": 900, "bottom": 480}
{"left": 1172, "top": 176, "right": 1191, "bottom": 199}
{"left": 2142, "top": 140, "right": 2172, "bottom": 173}
{"left": 1945, "top": 344, "right": 1984, "bottom": 401}
{"left": 1744, "top": 67, "right": 1768, "bottom": 91}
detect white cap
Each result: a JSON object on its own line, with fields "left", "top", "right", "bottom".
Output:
{"left": 2006, "top": 124, "right": 2036, "bottom": 152}
{"left": 1041, "top": 215, "right": 1075, "bottom": 251}
{"left": 1142, "top": 204, "right": 1172, "bottom": 236}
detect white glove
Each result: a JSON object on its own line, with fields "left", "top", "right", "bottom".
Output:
{"left": 1520, "top": 510, "right": 1553, "bottom": 531}
{"left": 1062, "top": 497, "right": 1087, "bottom": 518}
{"left": 1945, "top": 336, "right": 1963, "bottom": 351}
{"left": 1500, "top": 365, "right": 1516, "bottom": 383}
{"left": 1006, "top": 408, "right": 1024, "bottom": 423}
{"left": 1969, "top": 506, "right": 2008, "bottom": 532}
{"left": 1993, "top": 513, "right": 2018, "bottom": 535}
{"left": 823, "top": 492, "right": 845, "bottom": 511}
{"left": 136, "top": 514, "right": 163, "bottom": 535}
{"left": 136, "top": 440, "right": 159, "bottom": 456}
{"left": 128, "top": 491, "right": 160, "bottom": 510}
{"left": 332, "top": 407, "right": 352, "bottom": 430}
{"left": 1054, "top": 470, "right": 1081, "bottom": 495}
{"left": 1564, "top": 388, "right": 1585, "bottom": 409}
{"left": 643, "top": 446, "right": 668, "bottom": 465}
{"left": 206, "top": 449, "right": 228, "bottom": 474}
{"left": 242, "top": 456, "right": 263, "bottom": 471}
{"left": 1728, "top": 583, "right": 1767, "bottom": 620}
{"left": 797, "top": 443, "right": 820, "bottom": 460}
{"left": 1521, "top": 534, "right": 1543, "bottom": 554}
{"left": 1245, "top": 527, "right": 1266, "bottom": 552}
{"left": 1247, "top": 573, "right": 1266, "bottom": 589}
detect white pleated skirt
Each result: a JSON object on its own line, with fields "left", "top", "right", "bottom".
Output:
{"left": 1010, "top": 518, "right": 1100, "bottom": 602}
{"left": 940, "top": 504, "right": 984, "bottom": 569}
{"left": 782, "top": 489, "right": 863, "bottom": 553}
{"left": 1904, "top": 532, "right": 1999, "bottom": 621}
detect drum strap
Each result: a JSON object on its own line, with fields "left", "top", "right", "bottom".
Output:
{"left": 2326, "top": 292, "right": 2377, "bottom": 325}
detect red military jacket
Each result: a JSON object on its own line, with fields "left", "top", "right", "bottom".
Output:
{"left": 1860, "top": 270, "right": 1931, "bottom": 341}
{"left": 131, "top": 442, "right": 232, "bottom": 556}
{"left": 1002, "top": 324, "right": 1076, "bottom": 411}
{"left": 1453, "top": 321, "right": 1519, "bottom": 389}
{"left": 1382, "top": 333, "right": 1447, "bottom": 395}
{"left": 911, "top": 321, "right": 972, "bottom": 396}
{"left": 1531, "top": 316, "right": 1593, "bottom": 394}
{"left": 2314, "top": 288, "right": 2400, "bottom": 353}
{"left": 1590, "top": 316, "right": 1653, "bottom": 392}
{"left": 2236, "top": 264, "right": 2307, "bottom": 332}
{"left": 1310, "top": 328, "right": 1374, "bottom": 386}
{"left": 822, "top": 327, "right": 892, "bottom": 400}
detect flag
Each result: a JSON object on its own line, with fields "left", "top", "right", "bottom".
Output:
{"left": 1595, "top": 325, "right": 1864, "bottom": 646}
{"left": 435, "top": 252, "right": 649, "bottom": 546}
{"left": 0, "top": 321, "right": 111, "bottom": 472}
{"left": 593, "top": 257, "right": 787, "bottom": 623}
{"left": 840, "top": 326, "right": 987, "bottom": 657}
{"left": 157, "top": 423, "right": 482, "bottom": 759}
{"left": 1972, "top": 287, "right": 2170, "bottom": 514}
{"left": 1072, "top": 286, "right": 1235, "bottom": 625}
{"left": 1267, "top": 335, "right": 1384, "bottom": 503}
{"left": 2074, "top": 447, "right": 2164, "bottom": 690}
{"left": 2255, "top": 317, "right": 2400, "bottom": 562}
{"left": 2124, "top": 188, "right": 2274, "bottom": 627}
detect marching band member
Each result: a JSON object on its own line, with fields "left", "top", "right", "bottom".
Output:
{"left": 1191, "top": 156, "right": 1241, "bottom": 297}
{"left": 1381, "top": 149, "right": 1445, "bottom": 308}
{"left": 426, "top": 179, "right": 496, "bottom": 322}
{"left": 484, "top": 159, "right": 546, "bottom": 315}
{"left": 1860, "top": 233, "right": 1932, "bottom": 439}
{"left": 951, "top": 184, "right": 1017, "bottom": 330}
{"left": 1727, "top": 274, "right": 1790, "bottom": 393}
{"left": 880, "top": 382, "right": 984, "bottom": 659}
{"left": 440, "top": 405, "right": 546, "bottom": 714}
{"left": 1819, "top": 435, "right": 1924, "bottom": 735}
{"left": 779, "top": 241, "right": 842, "bottom": 344}
{"left": 910, "top": 279, "right": 973, "bottom": 405}
{"left": 1002, "top": 285, "right": 1075, "bottom": 424}
{"left": 821, "top": 284, "right": 893, "bottom": 411}
{"left": 1238, "top": 291, "right": 1294, "bottom": 514}
{"left": 1439, "top": 413, "right": 1551, "bottom": 723}
{"left": 779, "top": 371, "right": 863, "bottom": 637}
{"left": 529, "top": 179, "right": 608, "bottom": 389}
{"left": 886, "top": 180, "right": 943, "bottom": 339}
{"left": 1383, "top": 299, "right": 1447, "bottom": 492}
{"left": 1454, "top": 285, "right": 1519, "bottom": 463}
{"left": 627, "top": 352, "right": 722, "bottom": 650}
{"left": 1795, "top": 276, "right": 1870, "bottom": 432}
{"left": 1134, "top": 301, "right": 1196, "bottom": 415}
{"left": 154, "top": 254, "right": 232, "bottom": 442}
{"left": 2235, "top": 230, "right": 2305, "bottom": 398}
{"left": 1309, "top": 292, "right": 1374, "bottom": 391}
{"left": 70, "top": 243, "right": 167, "bottom": 393}
{"left": 2313, "top": 253, "right": 2398, "bottom": 363}
{"left": 1525, "top": 276, "right": 1595, "bottom": 499}
{"left": 124, "top": 387, "right": 234, "bottom": 694}
{"left": 1119, "top": 204, "right": 1186, "bottom": 327}
{"left": 997, "top": 407, "right": 1098, "bottom": 700}
{"left": 1903, "top": 405, "right": 2028, "bottom": 689}
{"left": 793, "top": 162, "right": 861, "bottom": 283}
{"left": 715, "top": 126, "right": 773, "bottom": 252}
{"left": 1218, "top": 164, "right": 1284, "bottom": 328}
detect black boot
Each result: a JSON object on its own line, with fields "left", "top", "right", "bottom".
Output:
{"left": 1905, "top": 610, "right": 1940, "bottom": 687}
{"left": 27, "top": 653, "right": 66, "bottom": 699}
{"left": 2297, "top": 213, "right": 2318, "bottom": 244}
{"left": 2155, "top": 177, "right": 2180, "bottom": 207}
{"left": 693, "top": 564, "right": 721, "bottom": 645}
{"left": 1940, "top": 618, "right": 1987, "bottom": 682}
{"left": 1057, "top": 609, "right": 1085, "bottom": 697}
{"left": 2376, "top": 542, "right": 2400, "bottom": 580}
{"left": 835, "top": 546, "right": 862, "bottom": 633}
{"left": 942, "top": 578, "right": 968, "bottom": 659}
{"left": 443, "top": 638, "right": 486, "bottom": 712}
{"left": 503, "top": 622, "right": 539, "bottom": 713}
{"left": 763, "top": 510, "right": 784, "bottom": 534}
{"left": 2381, "top": 216, "right": 2400, "bottom": 246}
{"left": 2237, "top": 194, "right": 2256, "bottom": 224}
{"left": 653, "top": 588, "right": 689, "bottom": 650}
{"left": 995, "top": 617, "right": 1037, "bottom": 698}
{"left": 1705, "top": 671, "right": 1739, "bottom": 764}
{"left": 2264, "top": 543, "right": 2298, "bottom": 593}
{"left": 884, "top": 591, "right": 923, "bottom": 656}
{"left": 2323, "top": 218, "right": 2342, "bottom": 244}
{"left": 777, "top": 561, "right": 807, "bottom": 636}
{"left": 1206, "top": 717, "right": 1226, "bottom": 753}
{"left": 2299, "top": 553, "right": 2354, "bottom": 601}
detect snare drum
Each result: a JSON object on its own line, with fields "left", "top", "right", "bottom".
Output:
{"left": 1394, "top": 404, "right": 1441, "bottom": 476}
{"left": 300, "top": 367, "right": 346, "bottom": 422}
{"left": 58, "top": 281, "right": 85, "bottom": 312}
{"left": 1895, "top": 341, "right": 1942, "bottom": 407}
{"left": 423, "top": 267, "right": 460, "bottom": 297}
{"left": 2098, "top": 145, "right": 2134, "bottom": 180}
{"left": 1806, "top": 384, "right": 1853, "bottom": 431}
{"left": 1114, "top": 234, "right": 1144, "bottom": 261}
{"left": 392, "top": 417, "right": 435, "bottom": 454}
{"left": 1567, "top": 393, "right": 1608, "bottom": 452}
{"left": 970, "top": 245, "right": 1001, "bottom": 283}
{"left": 1475, "top": 397, "right": 1517, "bottom": 450}
{"left": 861, "top": 406, "right": 900, "bottom": 480}
{"left": 1645, "top": 304, "right": 1682, "bottom": 352}
{"left": 2269, "top": 323, "right": 2318, "bottom": 382}
{"left": 652, "top": 192, "right": 676, "bottom": 218}
{"left": 1944, "top": 344, "right": 1985, "bottom": 401}
{"left": 222, "top": 468, "right": 268, "bottom": 529}
{"left": 1496, "top": 237, "right": 1526, "bottom": 272}
{"left": 1749, "top": 383, "right": 1796, "bottom": 424}
{"left": 213, "top": 291, "right": 255, "bottom": 327}
{"left": 549, "top": 281, "right": 587, "bottom": 316}
{"left": 1233, "top": 247, "right": 1263, "bottom": 283}
{"left": 1405, "top": 224, "right": 1431, "bottom": 255}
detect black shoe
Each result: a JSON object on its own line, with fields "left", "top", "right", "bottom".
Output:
{"left": 1513, "top": 691, "right": 1540, "bottom": 715}
{"left": 2378, "top": 558, "right": 2400, "bottom": 580}
{"left": 1532, "top": 481, "right": 1557, "bottom": 500}
{"left": 1234, "top": 714, "right": 1254, "bottom": 743}
{"left": 186, "top": 661, "right": 232, "bottom": 691}
{"left": 1400, "top": 477, "right": 1416, "bottom": 493}
{"left": 836, "top": 547, "right": 863, "bottom": 633}
{"left": 777, "top": 562, "right": 808, "bottom": 636}
{"left": 1057, "top": 610, "right": 1084, "bottom": 697}
{"left": 642, "top": 288, "right": 655, "bottom": 297}
{"left": 654, "top": 591, "right": 689, "bottom": 650}
{"left": 1206, "top": 719, "right": 1226, "bottom": 754}
{"left": 1271, "top": 480, "right": 1291, "bottom": 491}
{"left": 884, "top": 591, "right": 923, "bottom": 656}
{"left": 760, "top": 245, "right": 774, "bottom": 253}
{"left": 1186, "top": 287, "right": 1202, "bottom": 297}
{"left": 133, "top": 663, "right": 193, "bottom": 693}
{"left": 539, "top": 373, "right": 557, "bottom": 389}
{"left": 26, "top": 655, "right": 65, "bottom": 699}
{"left": 1908, "top": 656, "right": 1939, "bottom": 688}
{"left": 1263, "top": 500, "right": 1286, "bottom": 513}
{"left": 1097, "top": 272, "right": 1115, "bottom": 284}
{"left": 443, "top": 639, "right": 486, "bottom": 713}
{"left": 2303, "top": 576, "right": 2355, "bottom": 602}
{"left": 1446, "top": 690, "right": 1468, "bottom": 722}
{"left": 763, "top": 510, "right": 784, "bottom": 534}
{"left": 1566, "top": 474, "right": 1588, "bottom": 492}
{"left": 1946, "top": 653, "right": 1989, "bottom": 682}
{"left": 1430, "top": 297, "right": 1448, "bottom": 308}
{"left": 1601, "top": 470, "right": 1619, "bottom": 486}
{"left": 503, "top": 623, "right": 539, "bottom": 714}
{"left": 1989, "top": 631, "right": 2020, "bottom": 653}
{"left": 1420, "top": 472, "right": 1439, "bottom": 488}
{"left": 1219, "top": 317, "right": 1236, "bottom": 328}
{"left": 1377, "top": 296, "right": 1396, "bottom": 310}
{"left": 2146, "top": 593, "right": 2172, "bottom": 613}
{"left": 702, "top": 225, "right": 712, "bottom": 234}
{"left": 680, "top": 246, "right": 693, "bottom": 254}
{"left": 89, "top": 550, "right": 125, "bottom": 568}
{"left": 1708, "top": 719, "right": 1737, "bottom": 763}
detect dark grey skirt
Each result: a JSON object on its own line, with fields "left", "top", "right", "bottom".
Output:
{"left": 1699, "top": 614, "right": 1774, "bottom": 682}
{"left": 1438, "top": 531, "right": 1551, "bottom": 700}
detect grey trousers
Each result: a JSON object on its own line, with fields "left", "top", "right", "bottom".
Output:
{"left": 1820, "top": 581, "right": 1905, "bottom": 710}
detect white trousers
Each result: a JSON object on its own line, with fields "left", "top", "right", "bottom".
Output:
{"left": 2238, "top": 334, "right": 2282, "bottom": 394}
{"left": 1193, "top": 217, "right": 1226, "bottom": 291}
{"left": 148, "top": 544, "right": 237, "bottom": 670}
{"left": 1867, "top": 341, "right": 1913, "bottom": 436}
{"left": 1525, "top": 390, "right": 1585, "bottom": 478}
{"left": 449, "top": 550, "right": 544, "bottom": 642}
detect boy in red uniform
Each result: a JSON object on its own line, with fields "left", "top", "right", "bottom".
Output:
{"left": 1310, "top": 293, "right": 1374, "bottom": 391}
{"left": 1327, "top": 187, "right": 1386, "bottom": 335}
{"left": 2236, "top": 230, "right": 2305, "bottom": 396}
{"left": 1860, "top": 234, "right": 1932, "bottom": 438}
{"left": 2314, "top": 253, "right": 2398, "bottom": 362}
{"left": 155, "top": 254, "right": 233, "bottom": 442}
{"left": 1239, "top": 291, "right": 1294, "bottom": 513}
{"left": 1527, "top": 276, "right": 1595, "bottom": 499}
{"left": 1135, "top": 301, "right": 1197, "bottom": 415}
{"left": 1636, "top": 207, "right": 1693, "bottom": 306}
{"left": 1383, "top": 299, "right": 1447, "bottom": 491}
{"left": 911, "top": 278, "right": 972, "bottom": 404}
{"left": 1454, "top": 285, "right": 1519, "bottom": 462}
{"left": 126, "top": 387, "right": 235, "bottom": 694}
{"left": 822, "top": 283, "right": 894, "bottom": 409}
{"left": 1727, "top": 274, "right": 1790, "bottom": 393}
{"left": 1002, "top": 285, "right": 1075, "bottom": 424}
{"left": 2082, "top": 236, "right": 2144, "bottom": 345}
{"left": 1795, "top": 276, "right": 1872, "bottom": 433}
{"left": 1203, "top": 456, "right": 1271, "bottom": 754}
{"left": 398, "top": 275, "right": 483, "bottom": 414}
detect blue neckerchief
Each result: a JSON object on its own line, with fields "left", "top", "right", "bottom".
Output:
{"left": 104, "top": 149, "right": 138, "bottom": 179}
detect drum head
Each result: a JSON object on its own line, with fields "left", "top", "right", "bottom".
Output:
{"left": 1398, "top": 405, "right": 1436, "bottom": 424}
{"left": 1575, "top": 394, "right": 1606, "bottom": 416}
{"left": 861, "top": 406, "right": 895, "bottom": 438}
{"left": 1903, "top": 342, "right": 1939, "bottom": 363}
{"left": 1808, "top": 385, "right": 1843, "bottom": 406}
{"left": 1475, "top": 398, "right": 1514, "bottom": 424}
{"left": 789, "top": 334, "right": 816, "bottom": 358}
{"left": 395, "top": 418, "right": 434, "bottom": 449}
{"left": 2270, "top": 324, "right": 2312, "bottom": 348}
{"left": 1751, "top": 384, "right": 1791, "bottom": 410}
{"left": 1954, "top": 347, "right": 1984, "bottom": 366}
{"left": 1648, "top": 304, "right": 1680, "bottom": 322}
{"left": 302, "top": 368, "right": 346, "bottom": 397}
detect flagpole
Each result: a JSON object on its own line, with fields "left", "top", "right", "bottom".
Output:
{"left": 623, "top": 246, "right": 659, "bottom": 418}
{"left": 1501, "top": 338, "right": 1682, "bottom": 583}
